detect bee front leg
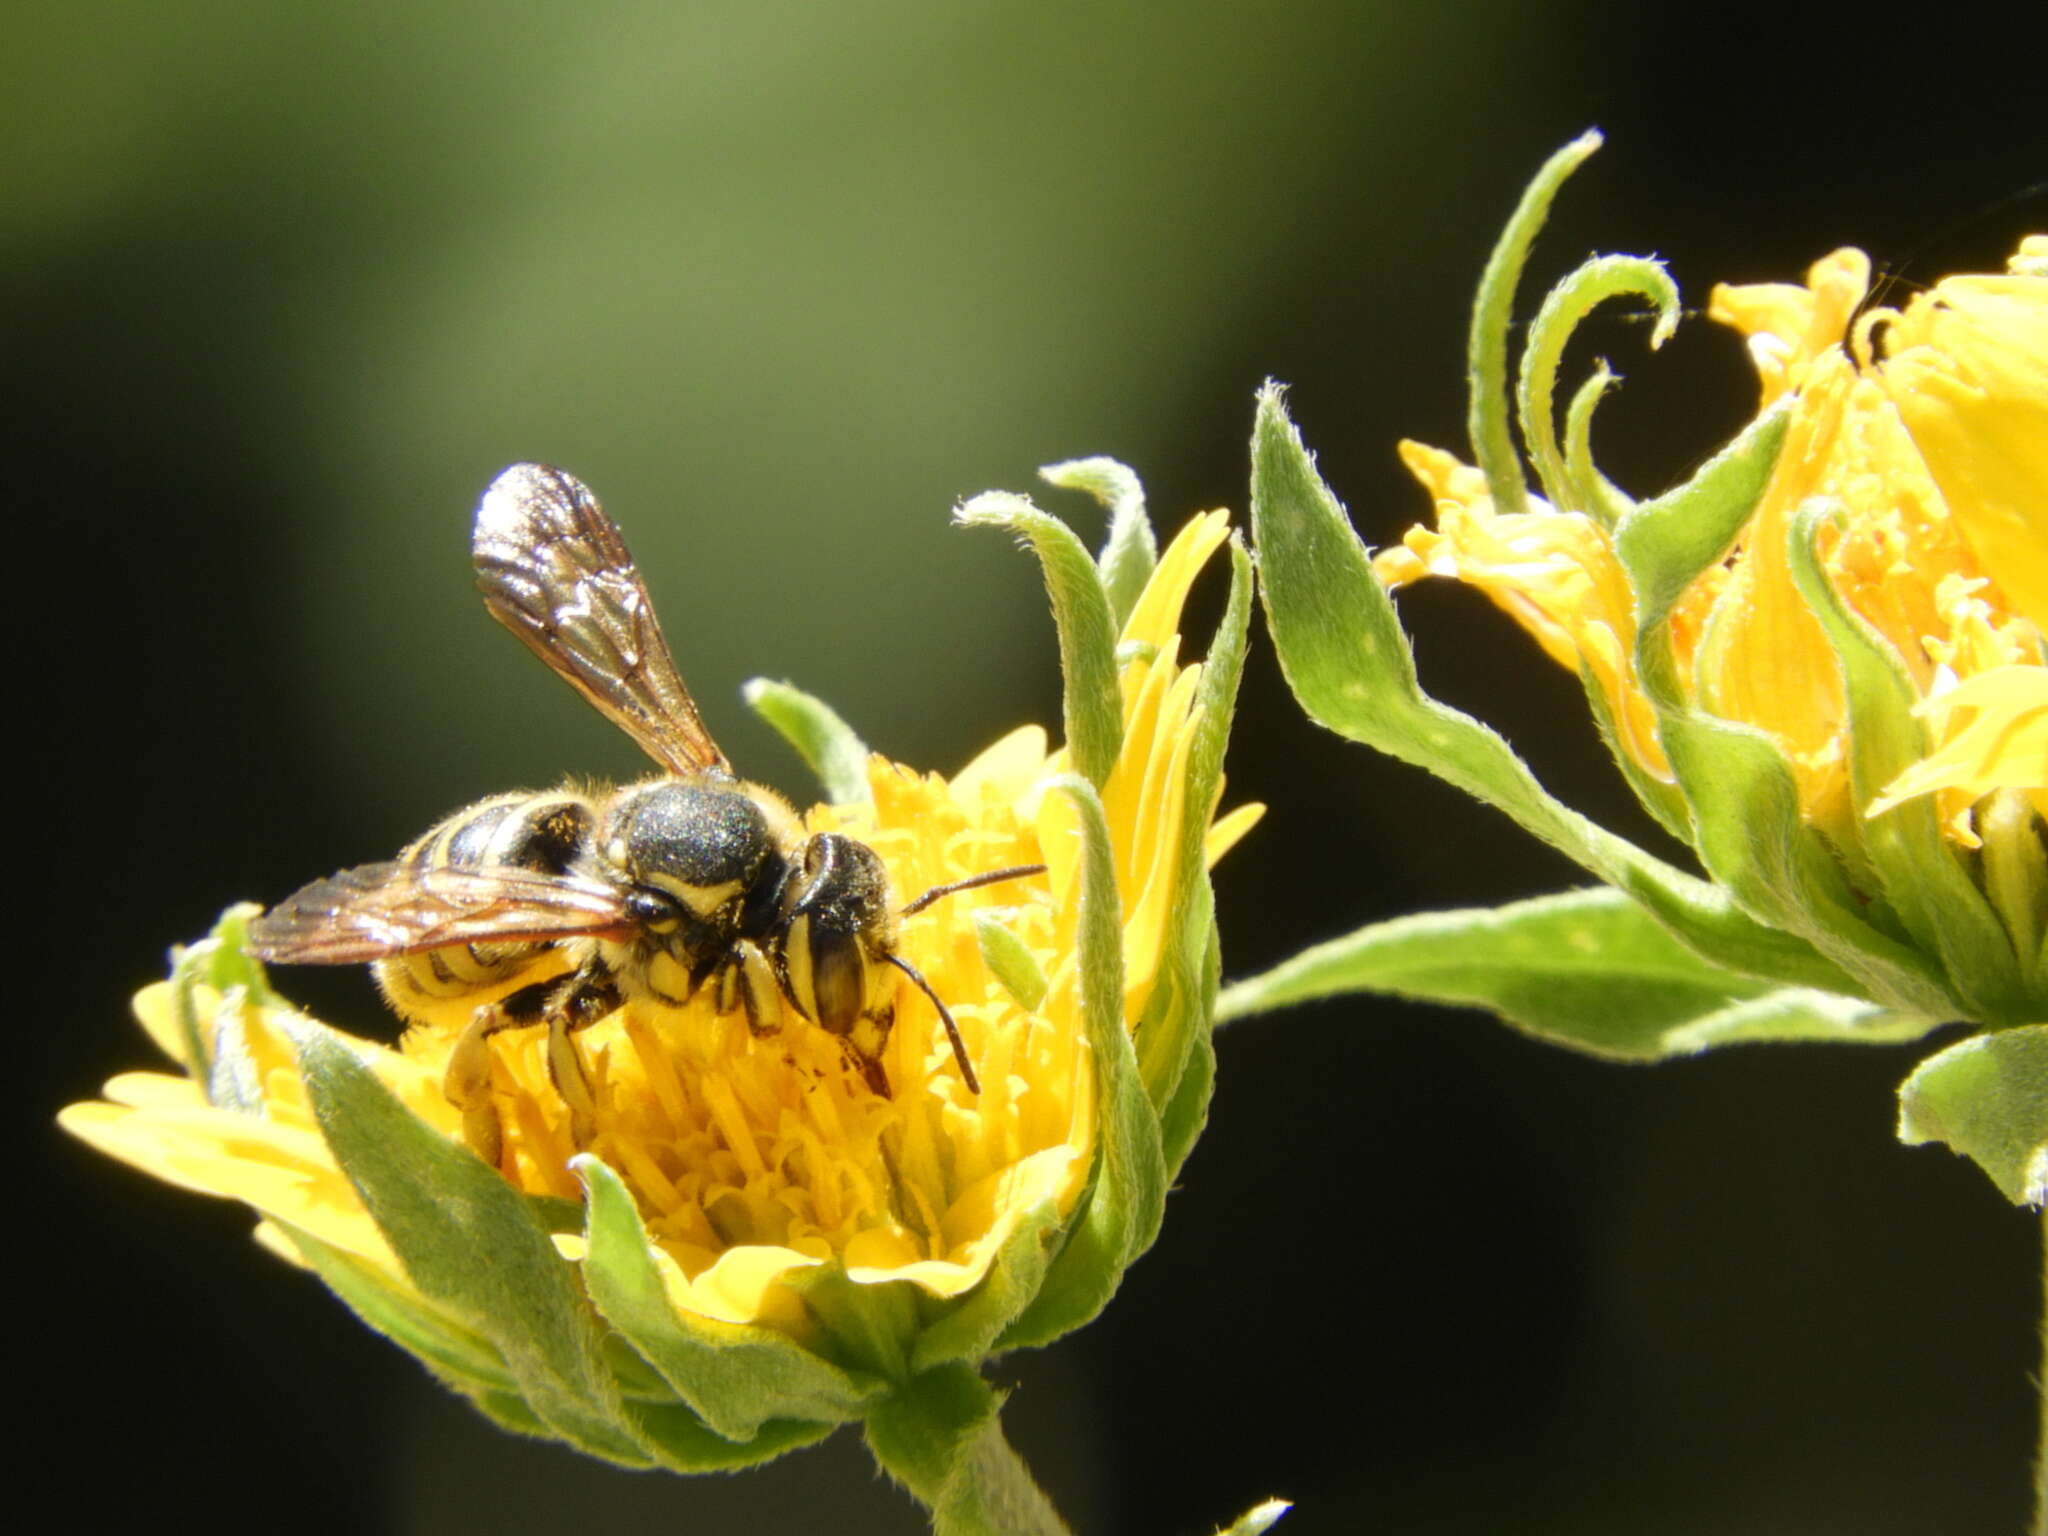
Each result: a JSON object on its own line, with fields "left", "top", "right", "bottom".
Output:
{"left": 715, "top": 939, "right": 786, "bottom": 1040}
{"left": 545, "top": 963, "right": 623, "bottom": 1150}
{"left": 444, "top": 977, "right": 556, "bottom": 1169}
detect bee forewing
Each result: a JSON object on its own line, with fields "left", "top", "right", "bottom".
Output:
{"left": 246, "top": 860, "right": 635, "bottom": 964}
{"left": 473, "top": 463, "right": 731, "bottom": 775}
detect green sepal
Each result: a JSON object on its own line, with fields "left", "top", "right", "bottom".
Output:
{"left": 1248, "top": 383, "right": 1856, "bottom": 998}
{"left": 956, "top": 491, "right": 1123, "bottom": 788}
{"left": 279, "top": 1221, "right": 519, "bottom": 1395}
{"left": 1576, "top": 653, "right": 1694, "bottom": 842}
{"left": 1465, "top": 130, "right": 1604, "bottom": 518}
{"left": 171, "top": 904, "right": 280, "bottom": 1090}
{"left": 283, "top": 1017, "right": 650, "bottom": 1466}
{"left": 1983, "top": 791, "right": 2048, "bottom": 993}
{"left": 796, "top": 1268, "right": 920, "bottom": 1381}
{"left": 203, "top": 987, "right": 267, "bottom": 1114}
{"left": 1157, "top": 977, "right": 1217, "bottom": 1183}
{"left": 1648, "top": 702, "right": 1954, "bottom": 1017}
{"left": 1517, "top": 253, "right": 1678, "bottom": 520}
{"left": 864, "top": 1363, "right": 1067, "bottom": 1536}
{"left": 1898, "top": 1024, "right": 2048, "bottom": 1205}
{"left": 1563, "top": 362, "right": 1633, "bottom": 529}
{"left": 1612, "top": 402, "right": 1786, "bottom": 636}
{"left": 743, "top": 677, "right": 873, "bottom": 806}
{"left": 974, "top": 910, "right": 1049, "bottom": 1012}
{"left": 995, "top": 776, "right": 1164, "bottom": 1353}
{"left": 622, "top": 1401, "right": 836, "bottom": 1473}
{"left": 1040, "top": 455, "right": 1157, "bottom": 630}
{"left": 1613, "top": 409, "right": 1959, "bottom": 1017}
{"left": 1215, "top": 885, "right": 1937, "bottom": 1060}
{"left": 1787, "top": 500, "right": 2030, "bottom": 1022}
{"left": 911, "top": 1198, "right": 1063, "bottom": 1372}
{"left": 1156, "top": 879, "right": 1224, "bottom": 1181}
{"left": 573, "top": 1154, "right": 883, "bottom": 1442}
{"left": 1133, "top": 534, "right": 1250, "bottom": 1115}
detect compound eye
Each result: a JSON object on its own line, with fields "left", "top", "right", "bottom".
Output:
{"left": 626, "top": 887, "right": 686, "bottom": 936}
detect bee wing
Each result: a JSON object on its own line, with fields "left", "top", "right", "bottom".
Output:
{"left": 246, "top": 860, "right": 635, "bottom": 965}
{"left": 473, "top": 463, "right": 731, "bottom": 775}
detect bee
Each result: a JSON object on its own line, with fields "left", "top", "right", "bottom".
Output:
{"left": 247, "top": 463, "right": 1042, "bottom": 1165}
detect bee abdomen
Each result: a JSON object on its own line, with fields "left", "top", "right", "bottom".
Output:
{"left": 377, "top": 791, "right": 597, "bottom": 1027}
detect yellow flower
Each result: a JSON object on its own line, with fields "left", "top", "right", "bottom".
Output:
{"left": 62, "top": 511, "right": 1258, "bottom": 1341}
{"left": 1377, "top": 237, "right": 2048, "bottom": 845}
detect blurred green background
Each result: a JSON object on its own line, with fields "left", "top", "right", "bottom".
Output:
{"left": 19, "top": 3, "right": 2045, "bottom": 1532}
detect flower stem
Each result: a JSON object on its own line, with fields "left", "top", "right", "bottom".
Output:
{"left": 864, "top": 1363, "right": 1072, "bottom": 1536}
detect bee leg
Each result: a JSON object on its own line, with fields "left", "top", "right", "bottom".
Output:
{"left": 839, "top": 1029, "right": 893, "bottom": 1099}
{"left": 545, "top": 965, "right": 622, "bottom": 1150}
{"left": 444, "top": 978, "right": 555, "bottom": 1168}
{"left": 716, "top": 940, "right": 786, "bottom": 1040}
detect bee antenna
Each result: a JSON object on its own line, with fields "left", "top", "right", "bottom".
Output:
{"left": 885, "top": 952, "right": 982, "bottom": 1094}
{"left": 900, "top": 863, "right": 1047, "bottom": 917}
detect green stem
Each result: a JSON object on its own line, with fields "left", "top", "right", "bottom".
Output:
{"left": 864, "top": 1363, "right": 1072, "bottom": 1536}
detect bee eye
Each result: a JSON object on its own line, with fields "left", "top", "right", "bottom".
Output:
{"left": 626, "top": 888, "right": 685, "bottom": 935}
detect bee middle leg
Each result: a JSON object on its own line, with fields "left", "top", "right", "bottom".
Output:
{"left": 544, "top": 962, "right": 624, "bottom": 1151}
{"left": 445, "top": 977, "right": 557, "bottom": 1168}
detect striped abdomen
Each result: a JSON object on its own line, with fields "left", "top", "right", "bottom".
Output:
{"left": 374, "top": 790, "right": 597, "bottom": 1029}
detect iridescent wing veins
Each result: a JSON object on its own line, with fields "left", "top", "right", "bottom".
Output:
{"left": 472, "top": 463, "right": 730, "bottom": 775}
{"left": 245, "top": 861, "right": 635, "bottom": 964}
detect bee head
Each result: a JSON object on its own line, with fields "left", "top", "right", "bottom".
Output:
{"left": 777, "top": 833, "right": 896, "bottom": 1035}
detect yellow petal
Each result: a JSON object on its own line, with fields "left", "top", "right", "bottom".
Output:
{"left": 1868, "top": 664, "right": 2048, "bottom": 815}
{"left": 1876, "top": 259, "right": 2048, "bottom": 631}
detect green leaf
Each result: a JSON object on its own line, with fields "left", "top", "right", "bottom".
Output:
{"left": 1466, "top": 130, "right": 1603, "bottom": 518}
{"left": 743, "top": 677, "right": 872, "bottom": 806}
{"left": 1040, "top": 455, "right": 1156, "bottom": 630}
{"left": 1659, "top": 987, "right": 1941, "bottom": 1054}
{"left": 1516, "top": 253, "right": 1677, "bottom": 520}
{"left": 956, "top": 491, "right": 1123, "bottom": 787}
{"left": 1217, "top": 885, "right": 1930, "bottom": 1059}
{"left": 974, "top": 910, "right": 1048, "bottom": 1013}
{"left": 996, "top": 776, "right": 1164, "bottom": 1353}
{"left": 284, "top": 1019, "right": 650, "bottom": 1466}
{"left": 574, "top": 1155, "right": 882, "bottom": 1441}
{"left": 1899, "top": 1025, "right": 2048, "bottom": 1205}
{"left": 1248, "top": 383, "right": 1855, "bottom": 997}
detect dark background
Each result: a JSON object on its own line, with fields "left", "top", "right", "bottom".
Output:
{"left": 17, "top": 5, "right": 2045, "bottom": 1532}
